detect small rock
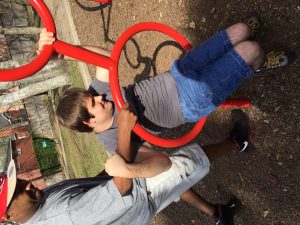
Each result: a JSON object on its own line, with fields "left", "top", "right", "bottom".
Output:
{"left": 270, "top": 174, "right": 278, "bottom": 185}
{"left": 263, "top": 120, "right": 270, "bottom": 124}
{"left": 263, "top": 209, "right": 270, "bottom": 217}
{"left": 210, "top": 7, "right": 216, "bottom": 14}
{"left": 201, "top": 17, "right": 206, "bottom": 23}
{"left": 189, "top": 21, "right": 196, "bottom": 29}
{"left": 274, "top": 105, "right": 282, "bottom": 112}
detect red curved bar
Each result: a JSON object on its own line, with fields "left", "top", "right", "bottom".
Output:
{"left": 92, "top": 0, "right": 112, "bottom": 3}
{"left": 0, "top": 0, "right": 55, "bottom": 81}
{"left": 220, "top": 98, "right": 251, "bottom": 108}
{"left": 53, "top": 40, "right": 115, "bottom": 70}
{"left": 110, "top": 22, "right": 206, "bottom": 147}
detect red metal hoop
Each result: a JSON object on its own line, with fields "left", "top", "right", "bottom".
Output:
{"left": 110, "top": 22, "right": 207, "bottom": 147}
{"left": 91, "top": 0, "right": 112, "bottom": 3}
{"left": 0, "top": 0, "right": 55, "bottom": 82}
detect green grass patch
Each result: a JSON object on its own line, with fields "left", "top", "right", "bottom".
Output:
{"left": 59, "top": 125, "right": 107, "bottom": 178}
{"left": 33, "top": 137, "right": 61, "bottom": 176}
{"left": 0, "top": 136, "right": 10, "bottom": 171}
{"left": 68, "top": 61, "right": 85, "bottom": 88}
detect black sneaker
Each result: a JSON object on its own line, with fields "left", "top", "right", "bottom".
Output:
{"left": 254, "top": 51, "right": 296, "bottom": 75}
{"left": 228, "top": 109, "right": 253, "bottom": 152}
{"left": 213, "top": 198, "right": 240, "bottom": 225}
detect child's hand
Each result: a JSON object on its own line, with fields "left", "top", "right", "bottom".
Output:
{"left": 36, "top": 28, "right": 55, "bottom": 55}
{"left": 105, "top": 153, "right": 129, "bottom": 177}
{"left": 117, "top": 103, "right": 137, "bottom": 133}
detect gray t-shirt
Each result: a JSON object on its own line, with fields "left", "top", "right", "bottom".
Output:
{"left": 22, "top": 177, "right": 155, "bottom": 225}
{"left": 90, "top": 72, "right": 186, "bottom": 154}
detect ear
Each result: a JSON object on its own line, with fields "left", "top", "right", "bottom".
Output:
{"left": 3, "top": 212, "right": 14, "bottom": 222}
{"left": 2, "top": 214, "right": 10, "bottom": 222}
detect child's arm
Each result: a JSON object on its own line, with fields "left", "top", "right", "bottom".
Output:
{"left": 37, "top": 28, "right": 111, "bottom": 82}
{"left": 77, "top": 46, "right": 110, "bottom": 83}
{"left": 105, "top": 145, "right": 172, "bottom": 178}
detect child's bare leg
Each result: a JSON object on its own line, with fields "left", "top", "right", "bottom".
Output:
{"left": 226, "top": 23, "right": 251, "bottom": 47}
{"left": 234, "top": 41, "right": 265, "bottom": 71}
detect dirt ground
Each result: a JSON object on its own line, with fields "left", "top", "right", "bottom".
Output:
{"left": 68, "top": 0, "right": 299, "bottom": 224}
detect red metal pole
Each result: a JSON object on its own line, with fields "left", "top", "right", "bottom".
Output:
{"left": 54, "top": 41, "right": 115, "bottom": 70}
{"left": 220, "top": 98, "right": 251, "bottom": 108}
{"left": 29, "top": 0, "right": 56, "bottom": 33}
{"left": 91, "top": 0, "right": 112, "bottom": 3}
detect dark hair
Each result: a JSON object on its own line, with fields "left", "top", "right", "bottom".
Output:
{"left": 56, "top": 88, "right": 95, "bottom": 132}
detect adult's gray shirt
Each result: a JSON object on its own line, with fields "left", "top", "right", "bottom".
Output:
{"left": 22, "top": 177, "right": 155, "bottom": 225}
{"left": 90, "top": 72, "right": 186, "bottom": 154}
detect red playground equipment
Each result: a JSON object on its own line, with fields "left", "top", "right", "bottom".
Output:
{"left": 0, "top": 0, "right": 250, "bottom": 147}
{"left": 92, "top": 0, "right": 112, "bottom": 3}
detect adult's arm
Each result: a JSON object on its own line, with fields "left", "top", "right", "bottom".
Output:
{"left": 112, "top": 103, "right": 137, "bottom": 195}
{"left": 105, "top": 145, "right": 172, "bottom": 178}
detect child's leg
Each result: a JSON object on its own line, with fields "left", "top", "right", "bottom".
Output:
{"left": 192, "top": 43, "right": 261, "bottom": 108}
{"left": 178, "top": 23, "right": 251, "bottom": 73}
{"left": 171, "top": 41, "right": 256, "bottom": 122}
{"left": 234, "top": 41, "right": 265, "bottom": 71}
{"left": 226, "top": 23, "right": 251, "bottom": 47}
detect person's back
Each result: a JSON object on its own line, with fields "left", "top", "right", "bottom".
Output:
{"left": 22, "top": 177, "right": 155, "bottom": 225}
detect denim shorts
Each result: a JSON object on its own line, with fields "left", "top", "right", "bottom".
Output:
{"left": 171, "top": 30, "right": 253, "bottom": 123}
